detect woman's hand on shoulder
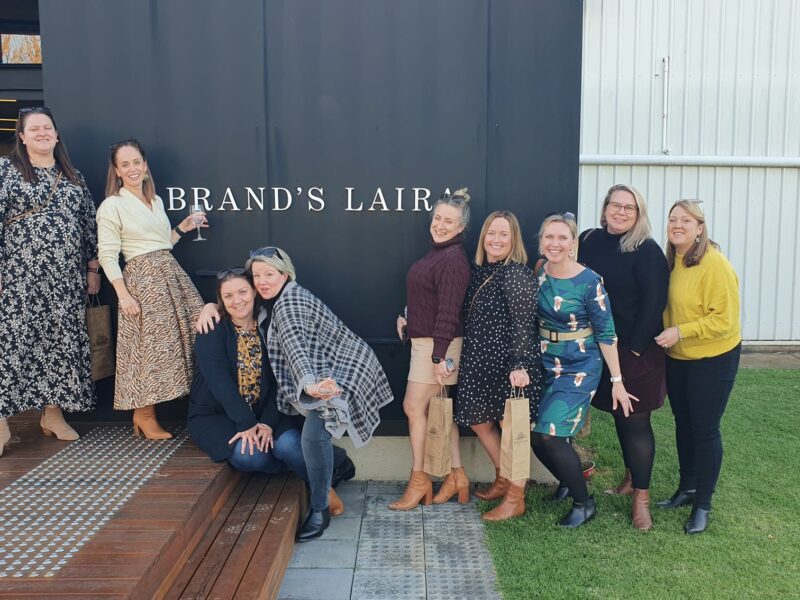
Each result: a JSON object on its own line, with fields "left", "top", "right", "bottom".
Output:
{"left": 197, "top": 303, "right": 221, "bottom": 333}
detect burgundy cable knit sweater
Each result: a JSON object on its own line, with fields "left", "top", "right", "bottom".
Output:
{"left": 405, "top": 234, "right": 471, "bottom": 359}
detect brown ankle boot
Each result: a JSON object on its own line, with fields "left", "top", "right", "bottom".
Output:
{"left": 481, "top": 484, "right": 526, "bottom": 522}
{"left": 132, "top": 405, "right": 173, "bottom": 440}
{"left": 474, "top": 468, "right": 509, "bottom": 501}
{"left": 433, "top": 467, "right": 470, "bottom": 504}
{"left": 0, "top": 418, "right": 11, "bottom": 457}
{"left": 389, "top": 470, "right": 432, "bottom": 510}
{"left": 329, "top": 487, "right": 345, "bottom": 516}
{"left": 41, "top": 405, "right": 79, "bottom": 441}
{"left": 631, "top": 488, "right": 652, "bottom": 530}
{"left": 604, "top": 468, "right": 633, "bottom": 496}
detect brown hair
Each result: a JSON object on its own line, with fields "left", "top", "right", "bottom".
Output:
{"left": 599, "top": 184, "right": 653, "bottom": 253}
{"left": 666, "top": 200, "right": 720, "bottom": 269}
{"left": 105, "top": 139, "right": 157, "bottom": 202}
{"left": 11, "top": 107, "right": 81, "bottom": 185}
{"left": 216, "top": 270, "right": 259, "bottom": 321}
{"left": 475, "top": 210, "right": 528, "bottom": 266}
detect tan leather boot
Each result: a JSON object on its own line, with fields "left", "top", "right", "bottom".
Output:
{"left": 474, "top": 468, "right": 509, "bottom": 501}
{"left": 631, "top": 488, "right": 652, "bottom": 531}
{"left": 41, "top": 405, "right": 79, "bottom": 441}
{"left": 604, "top": 468, "right": 633, "bottom": 496}
{"left": 433, "top": 467, "right": 470, "bottom": 504}
{"left": 0, "top": 418, "right": 11, "bottom": 456}
{"left": 389, "top": 470, "right": 432, "bottom": 510}
{"left": 329, "top": 487, "right": 345, "bottom": 516}
{"left": 481, "top": 483, "right": 526, "bottom": 522}
{"left": 132, "top": 405, "right": 173, "bottom": 440}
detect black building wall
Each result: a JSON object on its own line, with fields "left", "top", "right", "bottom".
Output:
{"left": 38, "top": 0, "right": 582, "bottom": 430}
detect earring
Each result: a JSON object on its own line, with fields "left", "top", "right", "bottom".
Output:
{"left": 569, "top": 248, "right": 575, "bottom": 258}
{"left": 695, "top": 236, "right": 699, "bottom": 243}
{"left": 116, "top": 177, "right": 122, "bottom": 186}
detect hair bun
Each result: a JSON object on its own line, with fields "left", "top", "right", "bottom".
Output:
{"left": 453, "top": 187, "right": 470, "bottom": 203}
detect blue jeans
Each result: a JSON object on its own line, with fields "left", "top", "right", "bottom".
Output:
{"left": 228, "top": 428, "right": 308, "bottom": 480}
{"left": 302, "top": 412, "right": 334, "bottom": 511}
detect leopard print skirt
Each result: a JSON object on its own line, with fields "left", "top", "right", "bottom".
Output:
{"left": 113, "top": 250, "right": 203, "bottom": 410}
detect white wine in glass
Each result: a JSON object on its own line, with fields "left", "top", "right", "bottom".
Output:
{"left": 189, "top": 204, "right": 206, "bottom": 241}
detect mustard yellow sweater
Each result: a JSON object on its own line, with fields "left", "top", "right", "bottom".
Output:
{"left": 663, "top": 247, "right": 741, "bottom": 360}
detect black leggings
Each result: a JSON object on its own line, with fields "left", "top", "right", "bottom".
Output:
{"left": 613, "top": 411, "right": 655, "bottom": 490}
{"left": 531, "top": 433, "right": 588, "bottom": 503}
{"left": 666, "top": 345, "right": 741, "bottom": 510}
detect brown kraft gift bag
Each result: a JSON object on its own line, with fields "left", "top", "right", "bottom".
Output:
{"left": 86, "top": 295, "right": 115, "bottom": 381}
{"left": 423, "top": 387, "right": 453, "bottom": 478}
{"left": 499, "top": 388, "right": 531, "bottom": 481}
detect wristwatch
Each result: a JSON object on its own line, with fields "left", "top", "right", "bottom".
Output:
{"left": 609, "top": 375, "right": 623, "bottom": 383}
{"left": 432, "top": 357, "right": 443, "bottom": 364}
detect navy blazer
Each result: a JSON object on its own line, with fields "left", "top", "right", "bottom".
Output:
{"left": 188, "top": 318, "right": 303, "bottom": 462}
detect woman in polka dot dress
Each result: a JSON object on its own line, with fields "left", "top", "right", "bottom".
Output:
{"left": 456, "top": 211, "right": 543, "bottom": 522}
{"left": 533, "top": 213, "right": 637, "bottom": 529}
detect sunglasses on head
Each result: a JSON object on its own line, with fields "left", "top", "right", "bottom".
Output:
{"left": 546, "top": 211, "right": 576, "bottom": 221}
{"left": 216, "top": 267, "right": 247, "bottom": 280}
{"left": 19, "top": 106, "right": 50, "bottom": 116}
{"left": 249, "top": 246, "right": 283, "bottom": 260}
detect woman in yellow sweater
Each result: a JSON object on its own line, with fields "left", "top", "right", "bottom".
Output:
{"left": 97, "top": 139, "right": 207, "bottom": 438}
{"left": 654, "top": 200, "right": 741, "bottom": 534}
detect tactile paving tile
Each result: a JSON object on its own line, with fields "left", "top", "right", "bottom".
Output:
{"left": 422, "top": 500, "right": 482, "bottom": 522}
{"left": 425, "top": 568, "right": 500, "bottom": 600}
{"left": 423, "top": 518, "right": 484, "bottom": 541}
{"left": 0, "top": 426, "right": 187, "bottom": 579}
{"left": 364, "top": 495, "right": 422, "bottom": 517}
{"left": 351, "top": 569, "right": 426, "bottom": 600}
{"left": 366, "top": 480, "right": 409, "bottom": 496}
{"left": 356, "top": 538, "right": 425, "bottom": 570}
{"left": 424, "top": 537, "right": 494, "bottom": 571}
{"left": 360, "top": 515, "right": 423, "bottom": 540}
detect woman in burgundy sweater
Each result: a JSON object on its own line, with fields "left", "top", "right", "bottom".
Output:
{"left": 389, "top": 189, "right": 472, "bottom": 510}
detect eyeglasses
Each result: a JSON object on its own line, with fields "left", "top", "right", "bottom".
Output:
{"left": 216, "top": 267, "right": 246, "bottom": 280}
{"left": 249, "top": 246, "right": 284, "bottom": 260}
{"left": 546, "top": 211, "right": 576, "bottom": 221}
{"left": 607, "top": 201, "right": 638, "bottom": 216}
{"left": 19, "top": 106, "right": 50, "bottom": 115}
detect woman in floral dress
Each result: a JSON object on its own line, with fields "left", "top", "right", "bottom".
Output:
{"left": 533, "top": 213, "right": 636, "bottom": 528}
{"left": 0, "top": 107, "right": 100, "bottom": 455}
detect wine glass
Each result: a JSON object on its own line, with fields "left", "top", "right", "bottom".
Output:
{"left": 316, "top": 368, "right": 340, "bottom": 423}
{"left": 189, "top": 204, "right": 206, "bottom": 241}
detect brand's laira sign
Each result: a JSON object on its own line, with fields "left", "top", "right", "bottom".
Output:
{"left": 165, "top": 186, "right": 453, "bottom": 213}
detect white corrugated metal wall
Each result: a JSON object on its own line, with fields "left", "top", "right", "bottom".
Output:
{"left": 579, "top": 0, "right": 800, "bottom": 342}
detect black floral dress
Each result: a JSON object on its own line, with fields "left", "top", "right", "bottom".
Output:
{"left": 455, "top": 261, "right": 544, "bottom": 426}
{"left": 0, "top": 158, "right": 98, "bottom": 418}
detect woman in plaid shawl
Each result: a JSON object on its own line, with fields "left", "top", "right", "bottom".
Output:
{"left": 200, "top": 246, "right": 393, "bottom": 541}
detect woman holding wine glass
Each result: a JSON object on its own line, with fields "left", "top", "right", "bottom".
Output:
{"left": 97, "top": 139, "right": 207, "bottom": 438}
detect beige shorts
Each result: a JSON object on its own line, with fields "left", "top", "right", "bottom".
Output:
{"left": 408, "top": 337, "right": 463, "bottom": 386}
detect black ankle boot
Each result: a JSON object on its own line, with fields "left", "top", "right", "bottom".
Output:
{"left": 296, "top": 508, "right": 331, "bottom": 542}
{"left": 549, "top": 482, "right": 571, "bottom": 502}
{"left": 684, "top": 506, "right": 710, "bottom": 534}
{"left": 332, "top": 455, "right": 356, "bottom": 489}
{"left": 656, "top": 488, "right": 696, "bottom": 508}
{"left": 558, "top": 496, "right": 596, "bottom": 528}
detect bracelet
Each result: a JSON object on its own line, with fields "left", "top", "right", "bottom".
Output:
{"left": 173, "top": 225, "right": 185, "bottom": 237}
{"left": 87, "top": 267, "right": 100, "bottom": 274}
{"left": 676, "top": 325, "right": 683, "bottom": 341}
{"left": 609, "top": 375, "right": 623, "bottom": 383}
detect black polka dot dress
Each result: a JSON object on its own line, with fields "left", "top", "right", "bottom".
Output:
{"left": 455, "top": 261, "right": 544, "bottom": 426}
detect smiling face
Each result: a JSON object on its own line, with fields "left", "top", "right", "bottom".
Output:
{"left": 19, "top": 113, "right": 57, "bottom": 158}
{"left": 220, "top": 277, "right": 256, "bottom": 323}
{"left": 251, "top": 261, "right": 289, "bottom": 300}
{"left": 604, "top": 189, "right": 639, "bottom": 235}
{"left": 541, "top": 221, "right": 576, "bottom": 264}
{"left": 668, "top": 205, "right": 703, "bottom": 253}
{"left": 430, "top": 203, "right": 465, "bottom": 244}
{"left": 113, "top": 145, "right": 148, "bottom": 190}
{"left": 483, "top": 217, "right": 512, "bottom": 263}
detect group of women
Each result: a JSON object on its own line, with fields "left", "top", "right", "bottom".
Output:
{"left": 393, "top": 186, "right": 741, "bottom": 534}
{"left": 0, "top": 106, "right": 740, "bottom": 540}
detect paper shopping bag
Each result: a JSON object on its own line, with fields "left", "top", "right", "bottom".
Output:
{"left": 86, "top": 296, "right": 115, "bottom": 381}
{"left": 499, "top": 392, "right": 531, "bottom": 481}
{"left": 423, "top": 389, "right": 453, "bottom": 477}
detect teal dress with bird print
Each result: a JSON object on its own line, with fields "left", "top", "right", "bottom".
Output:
{"left": 535, "top": 264, "right": 617, "bottom": 437}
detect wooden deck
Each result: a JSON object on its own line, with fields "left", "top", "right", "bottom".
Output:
{"left": 0, "top": 414, "right": 305, "bottom": 600}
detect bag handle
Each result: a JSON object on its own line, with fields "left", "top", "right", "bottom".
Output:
{"left": 468, "top": 273, "right": 496, "bottom": 319}
{"left": 4, "top": 171, "right": 62, "bottom": 226}
{"left": 86, "top": 294, "right": 102, "bottom": 309}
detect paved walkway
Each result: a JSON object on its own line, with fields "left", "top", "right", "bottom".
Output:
{"left": 279, "top": 481, "right": 499, "bottom": 600}
{"left": 740, "top": 349, "right": 800, "bottom": 369}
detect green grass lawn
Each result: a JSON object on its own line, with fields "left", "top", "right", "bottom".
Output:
{"left": 481, "top": 369, "right": 800, "bottom": 600}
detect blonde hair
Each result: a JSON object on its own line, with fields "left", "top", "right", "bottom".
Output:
{"left": 475, "top": 211, "right": 528, "bottom": 266}
{"left": 245, "top": 246, "right": 297, "bottom": 281}
{"left": 599, "top": 184, "right": 653, "bottom": 253}
{"left": 666, "top": 200, "right": 719, "bottom": 269}
{"left": 537, "top": 214, "right": 579, "bottom": 257}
